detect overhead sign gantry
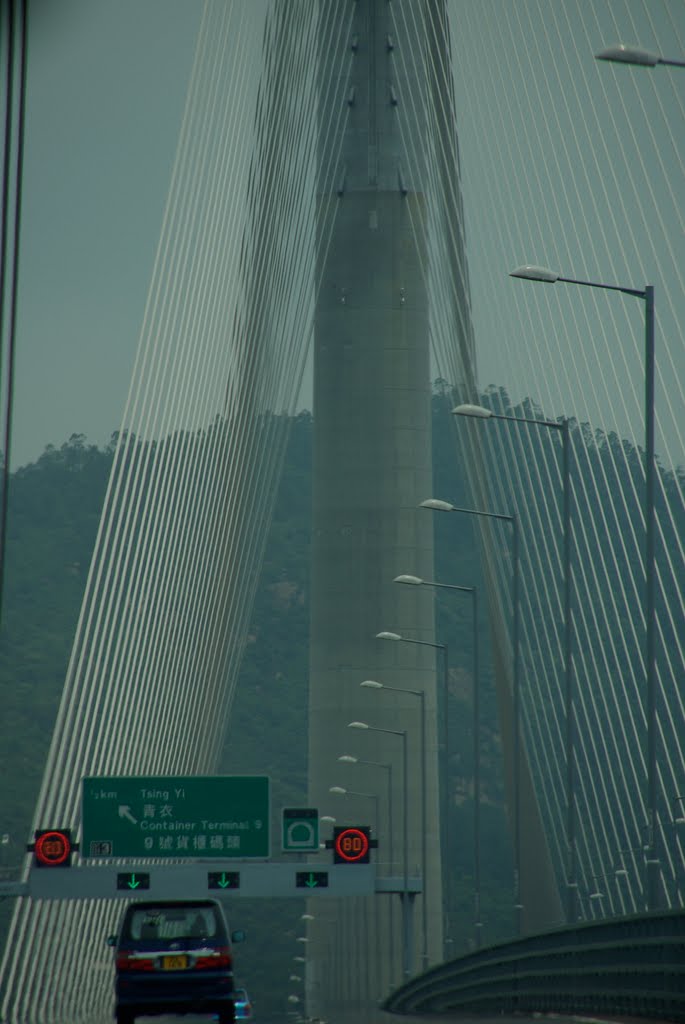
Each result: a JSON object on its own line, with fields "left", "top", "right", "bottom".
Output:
{"left": 10, "top": 777, "right": 420, "bottom": 902}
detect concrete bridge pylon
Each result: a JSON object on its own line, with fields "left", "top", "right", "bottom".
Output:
{"left": 308, "top": 0, "right": 443, "bottom": 1011}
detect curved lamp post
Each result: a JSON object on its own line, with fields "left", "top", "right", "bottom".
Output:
{"left": 330, "top": 784, "right": 379, "bottom": 998}
{"left": 338, "top": 753, "right": 394, "bottom": 868}
{"left": 451, "top": 403, "right": 575, "bottom": 922}
{"left": 338, "top": 753, "right": 396, "bottom": 982}
{"left": 349, "top": 720, "right": 412, "bottom": 979}
{"left": 375, "top": 628, "right": 449, "bottom": 954}
{"left": 396, "top": 561, "right": 519, "bottom": 937}
{"left": 383, "top": 585, "right": 481, "bottom": 946}
{"left": 595, "top": 44, "right": 685, "bottom": 68}
{"left": 510, "top": 262, "right": 658, "bottom": 911}
{"left": 328, "top": 785, "right": 379, "bottom": 827}
{"left": 360, "top": 678, "right": 428, "bottom": 968}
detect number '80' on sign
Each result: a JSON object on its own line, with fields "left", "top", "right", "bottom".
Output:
{"left": 333, "top": 826, "right": 370, "bottom": 863}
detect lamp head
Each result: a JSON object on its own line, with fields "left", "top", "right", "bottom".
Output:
{"left": 595, "top": 44, "right": 659, "bottom": 66}
{"left": 329, "top": 786, "right": 346, "bottom": 795}
{"left": 451, "top": 404, "right": 492, "bottom": 419}
{"left": 509, "top": 265, "right": 559, "bottom": 282}
{"left": 361, "top": 679, "right": 383, "bottom": 689}
{"left": 393, "top": 574, "right": 423, "bottom": 586}
{"left": 376, "top": 630, "right": 402, "bottom": 640}
{"left": 338, "top": 754, "right": 357, "bottom": 763}
{"left": 348, "top": 721, "right": 369, "bottom": 730}
{"left": 420, "top": 498, "right": 455, "bottom": 510}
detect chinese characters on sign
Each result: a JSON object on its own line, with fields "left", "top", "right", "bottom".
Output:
{"left": 82, "top": 776, "right": 270, "bottom": 859}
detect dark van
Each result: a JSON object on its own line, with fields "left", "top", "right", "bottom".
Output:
{"left": 109, "top": 899, "right": 244, "bottom": 1024}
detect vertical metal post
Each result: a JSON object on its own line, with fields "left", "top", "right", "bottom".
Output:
{"left": 472, "top": 587, "right": 482, "bottom": 946}
{"left": 562, "top": 422, "right": 575, "bottom": 918}
{"left": 442, "top": 646, "right": 451, "bottom": 953}
{"left": 512, "top": 514, "right": 522, "bottom": 935}
{"left": 386, "top": 762, "right": 396, "bottom": 984}
{"left": 419, "top": 691, "right": 427, "bottom": 969}
{"left": 645, "top": 284, "right": 658, "bottom": 911}
{"left": 401, "top": 728, "right": 412, "bottom": 979}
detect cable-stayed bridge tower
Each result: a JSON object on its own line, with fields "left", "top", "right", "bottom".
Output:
{"left": 308, "top": 0, "right": 442, "bottom": 1004}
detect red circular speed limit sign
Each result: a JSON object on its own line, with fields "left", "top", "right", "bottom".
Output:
{"left": 333, "top": 826, "right": 370, "bottom": 863}
{"left": 34, "top": 830, "right": 72, "bottom": 867}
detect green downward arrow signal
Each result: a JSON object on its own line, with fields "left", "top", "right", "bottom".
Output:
{"left": 117, "top": 872, "right": 150, "bottom": 892}
{"left": 218, "top": 873, "right": 231, "bottom": 888}
{"left": 305, "top": 873, "right": 318, "bottom": 888}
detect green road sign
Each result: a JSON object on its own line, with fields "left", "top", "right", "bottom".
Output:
{"left": 282, "top": 808, "right": 319, "bottom": 852}
{"left": 82, "top": 776, "right": 269, "bottom": 859}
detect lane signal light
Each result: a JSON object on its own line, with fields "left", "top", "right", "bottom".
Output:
{"left": 31, "top": 829, "right": 75, "bottom": 867}
{"left": 333, "top": 826, "right": 371, "bottom": 864}
{"left": 296, "top": 871, "right": 329, "bottom": 888}
{"left": 117, "top": 872, "right": 150, "bottom": 891}
{"left": 208, "top": 871, "right": 241, "bottom": 890}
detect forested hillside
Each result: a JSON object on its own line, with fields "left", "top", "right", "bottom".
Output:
{"left": 2, "top": 389, "right": 679, "bottom": 1013}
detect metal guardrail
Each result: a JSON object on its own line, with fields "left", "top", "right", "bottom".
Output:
{"left": 383, "top": 910, "right": 685, "bottom": 1022}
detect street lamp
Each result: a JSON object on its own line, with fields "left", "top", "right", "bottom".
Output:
{"left": 595, "top": 44, "right": 685, "bottom": 68}
{"left": 328, "top": 785, "right": 379, "bottom": 826}
{"left": 330, "top": 781, "right": 381, "bottom": 996}
{"left": 451, "top": 404, "right": 575, "bottom": 922}
{"left": 337, "top": 752, "right": 396, "bottom": 982}
{"left": 360, "top": 678, "right": 428, "bottom": 967}
{"left": 396, "top": 560, "right": 519, "bottom": 937}
{"left": 337, "top": 754, "right": 394, "bottom": 872}
{"left": 348, "top": 720, "right": 412, "bottom": 979}
{"left": 380, "top": 605, "right": 480, "bottom": 947}
{"left": 510, "top": 262, "right": 658, "bottom": 911}
{"left": 374, "top": 629, "right": 450, "bottom": 949}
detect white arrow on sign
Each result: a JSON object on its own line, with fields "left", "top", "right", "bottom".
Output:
{"left": 118, "top": 806, "right": 138, "bottom": 825}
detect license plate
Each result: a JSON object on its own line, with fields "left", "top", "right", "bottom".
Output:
{"left": 162, "top": 955, "right": 188, "bottom": 970}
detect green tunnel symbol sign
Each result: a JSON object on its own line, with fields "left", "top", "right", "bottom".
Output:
{"left": 282, "top": 808, "right": 319, "bottom": 852}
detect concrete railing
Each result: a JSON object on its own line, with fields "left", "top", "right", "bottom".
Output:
{"left": 383, "top": 910, "right": 685, "bottom": 1022}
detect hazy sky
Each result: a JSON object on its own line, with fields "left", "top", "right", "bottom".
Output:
{"left": 12, "top": 0, "right": 201, "bottom": 467}
{"left": 9, "top": 0, "right": 685, "bottom": 469}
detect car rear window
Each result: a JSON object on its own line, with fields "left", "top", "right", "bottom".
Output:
{"left": 122, "top": 904, "right": 224, "bottom": 942}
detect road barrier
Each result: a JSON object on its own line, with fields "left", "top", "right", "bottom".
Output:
{"left": 383, "top": 910, "right": 685, "bottom": 1022}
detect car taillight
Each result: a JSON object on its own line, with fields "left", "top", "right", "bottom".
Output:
{"left": 194, "top": 946, "right": 232, "bottom": 970}
{"left": 116, "top": 952, "right": 155, "bottom": 971}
